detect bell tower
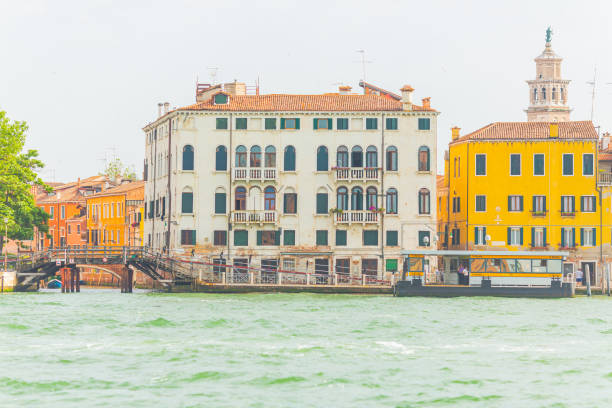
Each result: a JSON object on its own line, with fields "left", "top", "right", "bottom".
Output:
{"left": 525, "top": 27, "right": 571, "bottom": 122}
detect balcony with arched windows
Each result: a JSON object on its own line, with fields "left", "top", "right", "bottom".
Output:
{"left": 231, "top": 185, "right": 278, "bottom": 225}
{"left": 333, "top": 145, "right": 381, "bottom": 182}
{"left": 233, "top": 145, "right": 278, "bottom": 183}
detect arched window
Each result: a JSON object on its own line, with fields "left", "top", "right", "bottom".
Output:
{"left": 366, "top": 186, "right": 378, "bottom": 209}
{"left": 560, "top": 88, "right": 564, "bottom": 101}
{"left": 351, "top": 187, "right": 363, "bottom": 210}
{"left": 316, "top": 146, "right": 328, "bottom": 171}
{"left": 181, "top": 189, "right": 193, "bottom": 213}
{"left": 418, "top": 188, "right": 430, "bottom": 214}
{"left": 386, "top": 188, "right": 398, "bottom": 214}
{"left": 250, "top": 146, "right": 262, "bottom": 167}
{"left": 215, "top": 145, "right": 227, "bottom": 171}
{"left": 351, "top": 146, "right": 363, "bottom": 167}
{"left": 366, "top": 146, "right": 378, "bottom": 168}
{"left": 533, "top": 88, "right": 538, "bottom": 101}
{"left": 337, "top": 187, "right": 348, "bottom": 210}
{"left": 265, "top": 146, "right": 276, "bottom": 168}
{"left": 386, "top": 146, "right": 398, "bottom": 171}
{"left": 552, "top": 87, "right": 557, "bottom": 101}
{"left": 284, "top": 146, "right": 296, "bottom": 171}
{"left": 541, "top": 87, "right": 546, "bottom": 101}
{"left": 235, "top": 145, "right": 247, "bottom": 168}
{"left": 337, "top": 146, "right": 349, "bottom": 168}
{"left": 182, "top": 145, "right": 194, "bottom": 171}
{"left": 235, "top": 187, "right": 246, "bottom": 210}
{"left": 418, "top": 146, "right": 430, "bottom": 172}
{"left": 264, "top": 186, "right": 276, "bottom": 210}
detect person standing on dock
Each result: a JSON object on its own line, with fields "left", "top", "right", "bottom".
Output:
{"left": 576, "top": 268, "right": 583, "bottom": 286}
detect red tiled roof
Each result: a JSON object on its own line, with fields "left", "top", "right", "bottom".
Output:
{"left": 599, "top": 153, "right": 612, "bottom": 161}
{"left": 452, "top": 121, "right": 598, "bottom": 144}
{"left": 89, "top": 180, "right": 144, "bottom": 198}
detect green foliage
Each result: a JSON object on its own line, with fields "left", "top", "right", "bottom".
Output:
{"left": 100, "top": 157, "right": 137, "bottom": 180}
{"left": 0, "top": 111, "right": 50, "bottom": 250}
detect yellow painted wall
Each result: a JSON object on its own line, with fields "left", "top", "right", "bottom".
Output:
{"left": 86, "top": 195, "right": 127, "bottom": 246}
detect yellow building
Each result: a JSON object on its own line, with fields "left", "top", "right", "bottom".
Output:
{"left": 439, "top": 121, "right": 608, "bottom": 282}
{"left": 86, "top": 181, "right": 145, "bottom": 246}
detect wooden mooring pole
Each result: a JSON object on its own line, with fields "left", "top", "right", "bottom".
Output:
{"left": 61, "top": 268, "right": 66, "bottom": 293}
{"left": 75, "top": 268, "right": 80, "bottom": 293}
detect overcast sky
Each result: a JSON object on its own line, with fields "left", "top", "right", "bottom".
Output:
{"left": 1, "top": 0, "right": 611, "bottom": 182}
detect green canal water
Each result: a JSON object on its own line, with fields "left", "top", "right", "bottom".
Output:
{"left": 2, "top": 290, "right": 612, "bottom": 407}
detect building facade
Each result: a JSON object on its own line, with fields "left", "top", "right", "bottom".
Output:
{"left": 143, "top": 82, "right": 438, "bottom": 279}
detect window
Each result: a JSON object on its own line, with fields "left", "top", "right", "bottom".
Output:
{"left": 214, "top": 193, "right": 226, "bottom": 214}
{"left": 337, "top": 187, "right": 349, "bottom": 210}
{"left": 452, "top": 197, "right": 461, "bottom": 213}
{"left": 386, "top": 146, "right": 398, "bottom": 171}
{"left": 250, "top": 146, "right": 262, "bottom": 167}
{"left": 258, "top": 230, "right": 279, "bottom": 246}
{"left": 362, "top": 259, "right": 378, "bottom": 276}
{"left": 418, "top": 188, "right": 430, "bottom": 214}
{"left": 581, "top": 196, "right": 596, "bottom": 212}
{"left": 264, "top": 186, "right": 276, "bottom": 210}
{"left": 386, "top": 118, "right": 398, "bottom": 130}
{"left": 336, "top": 258, "right": 349, "bottom": 274}
{"left": 541, "top": 87, "right": 546, "bottom": 101}
{"left": 475, "top": 195, "right": 486, "bottom": 212}
{"left": 532, "top": 227, "right": 546, "bottom": 248}
{"left": 60, "top": 205, "right": 65, "bottom": 219}
{"left": 386, "top": 188, "right": 398, "bottom": 214}
{"left": 510, "top": 154, "right": 521, "bottom": 176}
{"left": 451, "top": 228, "right": 460, "bottom": 245}
{"left": 283, "top": 146, "right": 296, "bottom": 171}
{"left": 316, "top": 146, "right": 328, "bottom": 171}
{"left": 418, "top": 118, "right": 430, "bottom": 130}
{"left": 215, "top": 146, "right": 227, "bottom": 171}
{"left": 181, "top": 191, "right": 193, "bottom": 213}
{"left": 235, "top": 187, "right": 246, "bottom": 210}
{"left": 581, "top": 228, "right": 596, "bottom": 247}
{"left": 508, "top": 195, "right": 523, "bottom": 212}
{"left": 532, "top": 195, "right": 546, "bottom": 213}
{"left": 561, "top": 195, "right": 575, "bottom": 214}
{"left": 316, "top": 230, "right": 328, "bottom": 246}
{"left": 265, "top": 118, "right": 276, "bottom": 130}
{"left": 335, "top": 230, "right": 347, "bottom": 246}
{"left": 314, "top": 118, "right": 332, "bottom": 130}
{"left": 386, "top": 230, "right": 398, "bottom": 246}
{"left": 475, "top": 154, "right": 486, "bottom": 176}
{"left": 363, "top": 230, "right": 378, "bottom": 246}
{"left": 180, "top": 230, "right": 196, "bottom": 245}
{"left": 182, "top": 145, "right": 194, "bottom": 170}
{"left": 77, "top": 225, "right": 80, "bottom": 234}
{"left": 283, "top": 230, "right": 295, "bottom": 246}
{"left": 351, "top": 187, "right": 363, "bottom": 210}
{"left": 474, "top": 226, "right": 486, "bottom": 245}
{"left": 337, "top": 118, "right": 349, "bottom": 130}
{"left": 561, "top": 227, "right": 575, "bottom": 248}
{"left": 366, "top": 146, "right": 378, "bottom": 168}
{"left": 284, "top": 193, "right": 297, "bottom": 214}
{"left": 386, "top": 259, "right": 398, "bottom": 272}
{"left": 366, "top": 118, "right": 378, "bottom": 130}
{"left": 418, "top": 231, "right": 430, "bottom": 247}
{"left": 366, "top": 187, "right": 377, "bottom": 210}
{"left": 562, "top": 154, "right": 573, "bottom": 176}
{"left": 264, "top": 146, "right": 276, "bottom": 167}
{"left": 216, "top": 118, "right": 228, "bottom": 129}
{"left": 583, "top": 153, "right": 594, "bottom": 176}
{"left": 508, "top": 227, "right": 523, "bottom": 246}
{"left": 418, "top": 146, "right": 430, "bottom": 171}
{"left": 235, "top": 145, "right": 247, "bottom": 167}
{"left": 281, "top": 118, "right": 300, "bottom": 129}
{"left": 316, "top": 193, "right": 328, "bottom": 214}
{"left": 213, "top": 230, "right": 227, "bottom": 246}
{"left": 234, "top": 230, "right": 248, "bottom": 246}
{"left": 534, "top": 154, "right": 545, "bottom": 176}
{"left": 236, "top": 118, "right": 247, "bottom": 130}
{"left": 351, "top": 146, "right": 363, "bottom": 167}
{"left": 337, "top": 146, "right": 349, "bottom": 168}
{"left": 214, "top": 93, "right": 228, "bottom": 104}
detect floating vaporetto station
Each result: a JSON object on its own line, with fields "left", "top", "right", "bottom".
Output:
{"left": 394, "top": 250, "right": 574, "bottom": 298}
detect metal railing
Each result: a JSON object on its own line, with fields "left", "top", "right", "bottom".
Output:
{"left": 234, "top": 168, "right": 277, "bottom": 182}
{"left": 334, "top": 167, "right": 379, "bottom": 182}
{"left": 598, "top": 172, "right": 612, "bottom": 186}
{"left": 334, "top": 210, "right": 379, "bottom": 224}
{"left": 233, "top": 210, "right": 277, "bottom": 224}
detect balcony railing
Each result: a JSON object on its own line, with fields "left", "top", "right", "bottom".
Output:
{"left": 530, "top": 210, "right": 547, "bottom": 217}
{"left": 333, "top": 210, "right": 379, "bottom": 224}
{"left": 234, "top": 168, "right": 277, "bottom": 182}
{"left": 598, "top": 172, "right": 612, "bottom": 186}
{"left": 334, "top": 167, "right": 380, "bottom": 182}
{"left": 233, "top": 211, "right": 277, "bottom": 224}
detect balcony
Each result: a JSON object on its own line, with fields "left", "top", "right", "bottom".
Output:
{"left": 334, "top": 167, "right": 380, "bottom": 182}
{"left": 333, "top": 210, "right": 379, "bottom": 224}
{"left": 598, "top": 172, "right": 612, "bottom": 186}
{"left": 233, "top": 210, "right": 277, "bottom": 224}
{"left": 234, "top": 168, "right": 277, "bottom": 183}
{"left": 530, "top": 210, "right": 547, "bottom": 217}
{"left": 560, "top": 211, "right": 575, "bottom": 217}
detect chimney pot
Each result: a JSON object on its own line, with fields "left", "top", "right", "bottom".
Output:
{"left": 400, "top": 85, "right": 414, "bottom": 111}
{"left": 451, "top": 127, "right": 461, "bottom": 141}
{"left": 157, "top": 103, "right": 163, "bottom": 118}
{"left": 422, "top": 97, "right": 431, "bottom": 109}
{"left": 163, "top": 102, "right": 170, "bottom": 115}
{"left": 338, "top": 85, "right": 352, "bottom": 95}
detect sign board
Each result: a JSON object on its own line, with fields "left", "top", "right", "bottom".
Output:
{"left": 55, "top": 260, "right": 62, "bottom": 266}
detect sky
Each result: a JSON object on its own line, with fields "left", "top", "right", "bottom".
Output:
{"left": 1, "top": 0, "right": 611, "bottom": 182}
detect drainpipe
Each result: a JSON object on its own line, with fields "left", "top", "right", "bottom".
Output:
{"left": 166, "top": 115, "right": 172, "bottom": 254}
{"left": 151, "top": 127, "right": 158, "bottom": 250}
{"left": 227, "top": 113, "right": 233, "bottom": 266}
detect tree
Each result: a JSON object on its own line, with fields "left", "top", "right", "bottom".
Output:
{"left": 100, "top": 157, "right": 137, "bottom": 180}
{"left": 0, "top": 111, "right": 50, "bottom": 254}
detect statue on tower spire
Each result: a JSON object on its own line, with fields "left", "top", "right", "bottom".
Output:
{"left": 546, "top": 26, "right": 553, "bottom": 43}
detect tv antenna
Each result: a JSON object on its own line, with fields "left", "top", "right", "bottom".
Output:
{"left": 587, "top": 66, "right": 597, "bottom": 121}
{"left": 207, "top": 67, "right": 219, "bottom": 85}
{"left": 355, "top": 50, "right": 372, "bottom": 82}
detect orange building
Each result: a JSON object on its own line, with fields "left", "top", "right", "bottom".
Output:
{"left": 86, "top": 181, "right": 144, "bottom": 246}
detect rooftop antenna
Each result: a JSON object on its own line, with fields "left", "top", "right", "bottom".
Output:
{"left": 587, "top": 66, "right": 597, "bottom": 122}
{"left": 355, "top": 50, "right": 372, "bottom": 82}
{"left": 207, "top": 67, "right": 219, "bottom": 85}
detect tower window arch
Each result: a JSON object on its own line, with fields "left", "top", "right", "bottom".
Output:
{"left": 182, "top": 145, "right": 194, "bottom": 171}
{"left": 541, "top": 87, "right": 546, "bottom": 101}
{"left": 250, "top": 145, "right": 262, "bottom": 167}
{"left": 533, "top": 88, "right": 538, "bottom": 102}
{"left": 235, "top": 145, "right": 247, "bottom": 168}
{"left": 552, "top": 87, "right": 557, "bottom": 101}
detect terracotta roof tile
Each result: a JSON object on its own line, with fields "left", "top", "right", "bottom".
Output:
{"left": 88, "top": 181, "right": 144, "bottom": 198}
{"left": 452, "top": 121, "right": 598, "bottom": 144}
{"left": 599, "top": 153, "right": 612, "bottom": 161}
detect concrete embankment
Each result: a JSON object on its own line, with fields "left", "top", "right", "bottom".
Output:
{"left": 176, "top": 283, "right": 393, "bottom": 295}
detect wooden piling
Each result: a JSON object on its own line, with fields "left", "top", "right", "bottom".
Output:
{"left": 128, "top": 268, "right": 133, "bottom": 293}
{"left": 70, "top": 269, "right": 75, "bottom": 293}
{"left": 76, "top": 269, "right": 80, "bottom": 292}
{"left": 61, "top": 269, "right": 66, "bottom": 293}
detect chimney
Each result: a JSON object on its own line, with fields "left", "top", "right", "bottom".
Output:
{"left": 157, "top": 103, "right": 163, "bottom": 118}
{"left": 163, "top": 102, "right": 170, "bottom": 115}
{"left": 602, "top": 132, "right": 610, "bottom": 150}
{"left": 400, "top": 85, "right": 414, "bottom": 111}
{"left": 339, "top": 85, "right": 352, "bottom": 95}
{"left": 549, "top": 123, "right": 559, "bottom": 138}
{"left": 422, "top": 97, "right": 431, "bottom": 110}
{"left": 223, "top": 81, "right": 246, "bottom": 96}
{"left": 451, "top": 127, "right": 461, "bottom": 141}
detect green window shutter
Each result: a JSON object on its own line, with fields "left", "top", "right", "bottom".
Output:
{"left": 474, "top": 227, "right": 479, "bottom": 245}
{"left": 316, "top": 230, "right": 328, "bottom": 245}
{"left": 593, "top": 228, "right": 597, "bottom": 245}
{"left": 507, "top": 227, "right": 511, "bottom": 245}
{"left": 386, "top": 230, "right": 398, "bottom": 246}
{"left": 532, "top": 196, "right": 536, "bottom": 212}
{"left": 543, "top": 228, "right": 547, "bottom": 246}
{"left": 580, "top": 196, "right": 584, "bottom": 212}
{"left": 520, "top": 228, "right": 523, "bottom": 245}
{"left": 280, "top": 118, "right": 286, "bottom": 129}
{"left": 275, "top": 230, "right": 281, "bottom": 246}
{"left": 316, "top": 193, "right": 328, "bottom": 214}
{"left": 283, "top": 194, "right": 287, "bottom": 213}
{"left": 214, "top": 193, "right": 226, "bottom": 214}
{"left": 265, "top": 118, "right": 276, "bottom": 130}
{"left": 182, "top": 192, "right": 193, "bottom": 213}
{"left": 483, "top": 227, "right": 486, "bottom": 244}
{"left": 257, "top": 231, "right": 262, "bottom": 246}
{"left": 234, "top": 230, "right": 248, "bottom": 246}
{"left": 519, "top": 196, "right": 523, "bottom": 211}
{"left": 543, "top": 196, "right": 546, "bottom": 211}
{"left": 418, "top": 118, "right": 430, "bottom": 130}
{"left": 507, "top": 196, "right": 511, "bottom": 211}
{"left": 236, "top": 118, "right": 247, "bottom": 130}
{"left": 571, "top": 196, "right": 575, "bottom": 212}
{"left": 335, "top": 230, "right": 347, "bottom": 246}
{"left": 386, "top": 259, "right": 398, "bottom": 272}
{"left": 572, "top": 228, "right": 575, "bottom": 247}
{"left": 216, "top": 118, "right": 228, "bottom": 129}
{"left": 327, "top": 118, "right": 333, "bottom": 129}
{"left": 531, "top": 227, "right": 535, "bottom": 247}
{"left": 313, "top": 118, "right": 318, "bottom": 130}
{"left": 561, "top": 228, "right": 565, "bottom": 247}
{"left": 363, "top": 230, "right": 378, "bottom": 246}
{"left": 283, "top": 230, "right": 295, "bottom": 246}
{"left": 580, "top": 228, "right": 584, "bottom": 246}
{"left": 295, "top": 118, "right": 300, "bottom": 129}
